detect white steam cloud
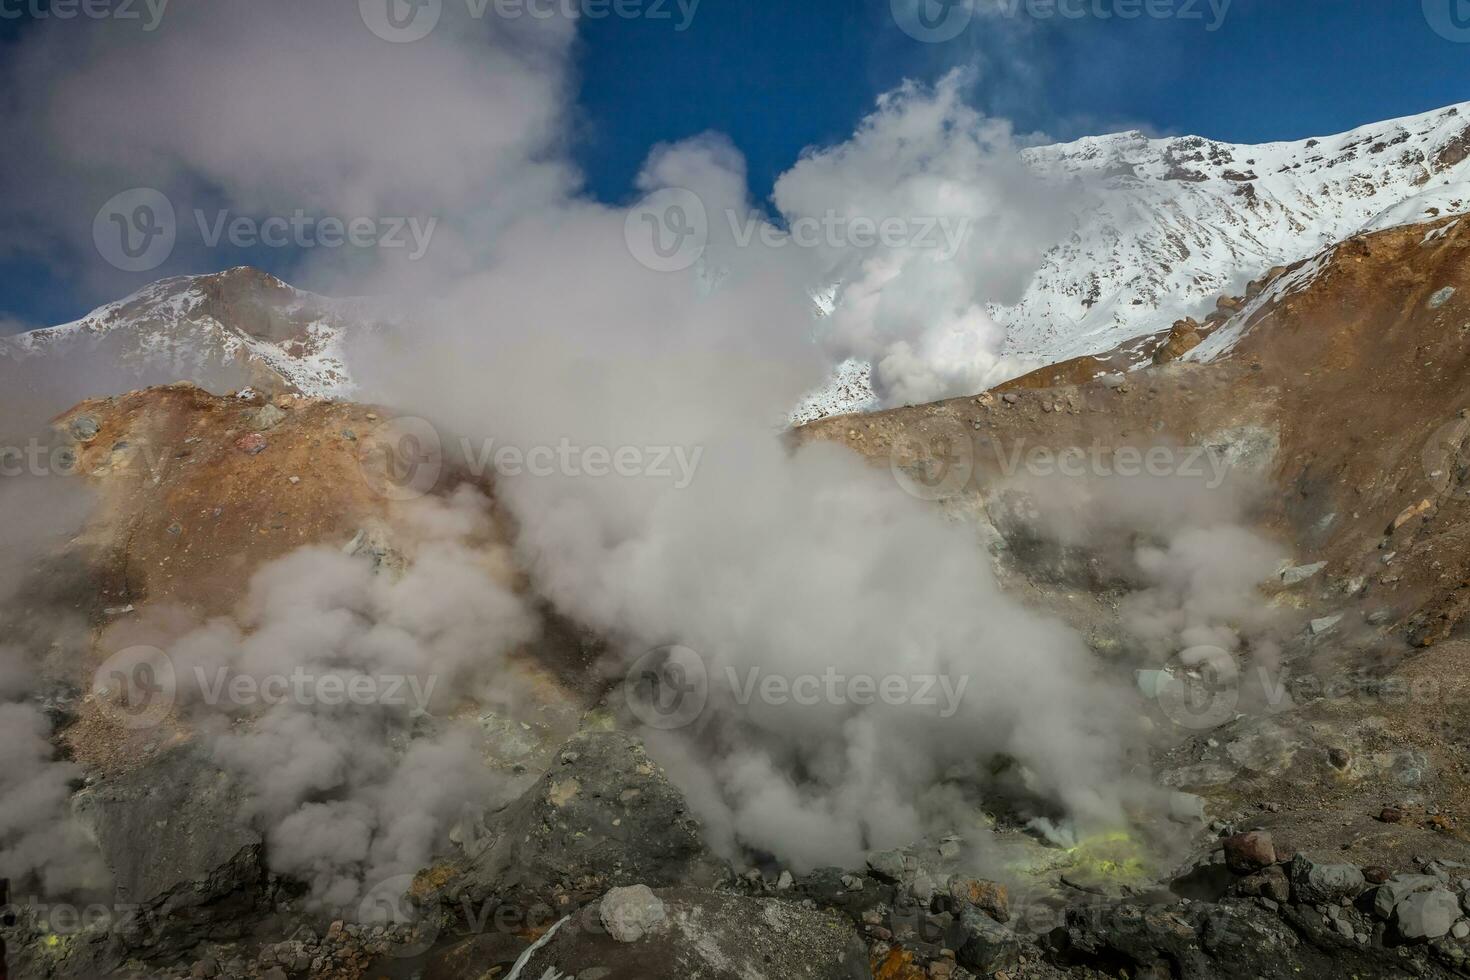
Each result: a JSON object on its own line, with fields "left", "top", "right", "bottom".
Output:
{"left": 774, "top": 70, "right": 1079, "bottom": 405}
{"left": 163, "top": 488, "right": 536, "bottom": 908}
{"left": 0, "top": 0, "right": 1274, "bottom": 903}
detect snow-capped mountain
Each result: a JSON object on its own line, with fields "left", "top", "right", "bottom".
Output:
{"left": 1, "top": 267, "right": 362, "bottom": 401}
{"left": 1001, "top": 101, "right": 1470, "bottom": 361}
{"left": 796, "top": 101, "right": 1470, "bottom": 421}
{"left": 11, "top": 104, "right": 1470, "bottom": 423}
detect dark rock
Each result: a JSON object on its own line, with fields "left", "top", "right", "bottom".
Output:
{"left": 1056, "top": 899, "right": 1425, "bottom": 979}
{"left": 458, "top": 731, "right": 721, "bottom": 912}
{"left": 945, "top": 908, "right": 1020, "bottom": 975}
{"left": 1236, "top": 866, "right": 1291, "bottom": 904}
{"left": 1380, "top": 807, "right": 1404, "bottom": 824}
{"left": 510, "top": 887, "right": 871, "bottom": 979}
{"left": 1290, "top": 855, "right": 1365, "bottom": 904}
{"left": 866, "top": 850, "right": 906, "bottom": 884}
{"left": 72, "top": 745, "right": 268, "bottom": 952}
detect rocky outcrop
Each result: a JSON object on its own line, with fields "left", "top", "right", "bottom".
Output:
{"left": 456, "top": 731, "right": 723, "bottom": 914}
{"left": 1153, "top": 318, "right": 1204, "bottom": 364}
{"left": 1, "top": 746, "right": 270, "bottom": 979}
{"left": 72, "top": 746, "right": 270, "bottom": 950}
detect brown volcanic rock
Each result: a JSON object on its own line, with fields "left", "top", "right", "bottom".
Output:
{"left": 796, "top": 213, "right": 1470, "bottom": 872}
{"left": 1153, "top": 318, "right": 1204, "bottom": 364}
{"left": 50, "top": 383, "right": 405, "bottom": 619}
{"left": 1223, "top": 832, "right": 1276, "bottom": 873}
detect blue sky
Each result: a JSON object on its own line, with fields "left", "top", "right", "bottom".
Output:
{"left": 3, "top": 0, "right": 1469, "bottom": 328}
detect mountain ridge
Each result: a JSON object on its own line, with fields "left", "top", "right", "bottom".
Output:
{"left": 13, "top": 103, "right": 1470, "bottom": 423}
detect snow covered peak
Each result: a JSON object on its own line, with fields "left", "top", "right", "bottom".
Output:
{"left": 5, "top": 268, "right": 364, "bottom": 399}
{"left": 999, "top": 102, "right": 1470, "bottom": 362}
{"left": 796, "top": 101, "right": 1470, "bottom": 421}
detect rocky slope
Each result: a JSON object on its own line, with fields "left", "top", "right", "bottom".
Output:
{"left": 1001, "top": 101, "right": 1470, "bottom": 362}
{"left": 4, "top": 214, "right": 1470, "bottom": 980}
{"left": 795, "top": 211, "right": 1470, "bottom": 973}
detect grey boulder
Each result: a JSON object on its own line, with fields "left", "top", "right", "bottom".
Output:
{"left": 1395, "top": 889, "right": 1461, "bottom": 941}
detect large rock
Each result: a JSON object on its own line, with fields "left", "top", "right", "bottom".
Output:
{"left": 506, "top": 887, "right": 870, "bottom": 980}
{"left": 1395, "top": 889, "right": 1461, "bottom": 941}
{"left": 601, "top": 884, "right": 667, "bottom": 942}
{"left": 1372, "top": 874, "right": 1442, "bottom": 920}
{"left": 71, "top": 745, "right": 267, "bottom": 948}
{"left": 4, "top": 747, "right": 270, "bottom": 979}
{"left": 946, "top": 908, "right": 1020, "bottom": 974}
{"left": 459, "top": 731, "right": 721, "bottom": 910}
{"left": 1223, "top": 832, "right": 1275, "bottom": 873}
{"left": 946, "top": 877, "right": 1010, "bottom": 924}
{"left": 1289, "top": 856, "right": 1364, "bottom": 904}
{"left": 1154, "top": 318, "right": 1204, "bottom": 364}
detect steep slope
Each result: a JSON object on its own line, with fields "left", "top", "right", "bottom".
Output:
{"left": 797, "top": 101, "right": 1470, "bottom": 420}
{"left": 1000, "top": 102, "right": 1470, "bottom": 361}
